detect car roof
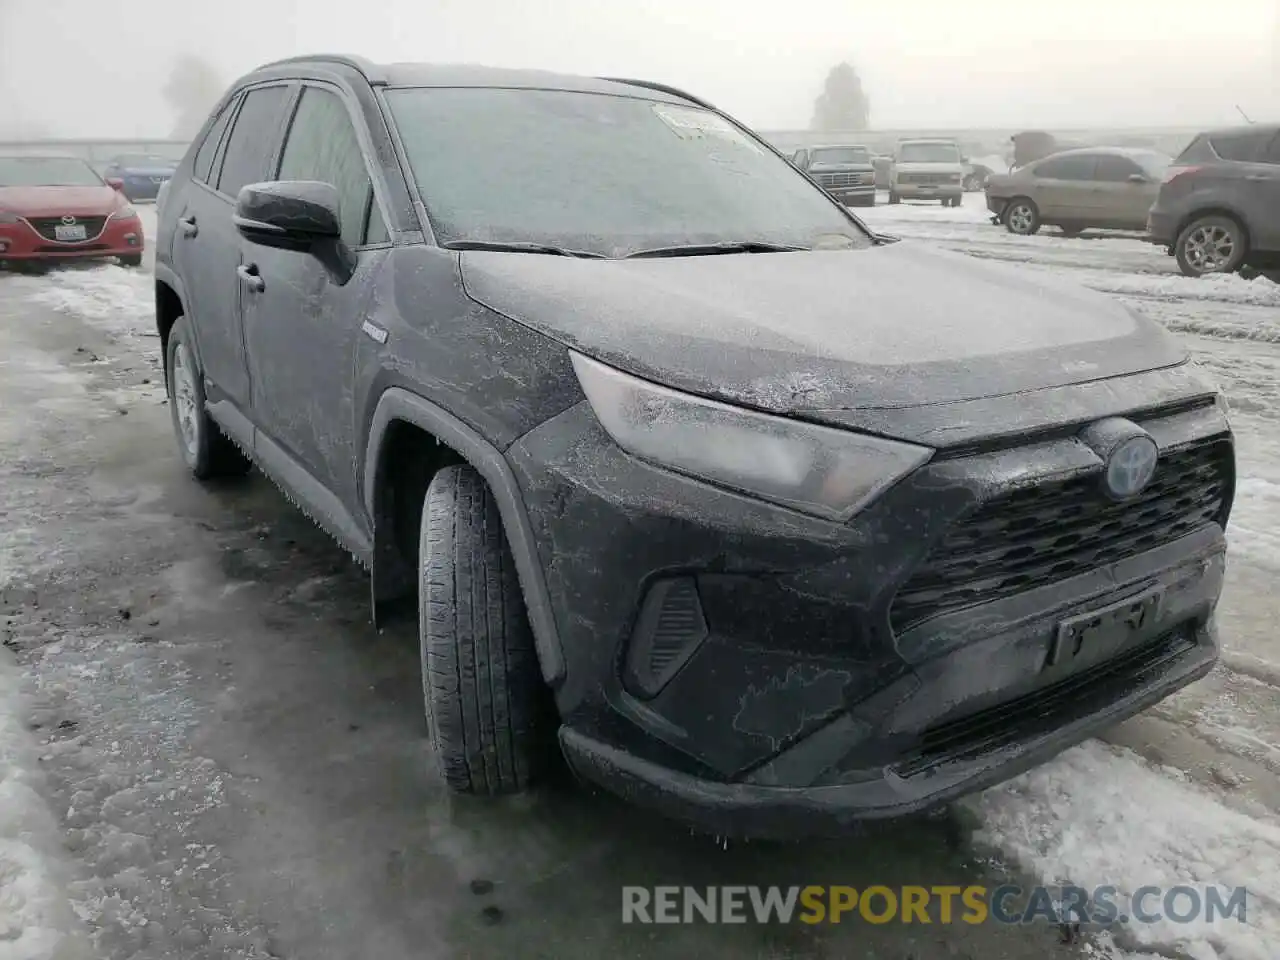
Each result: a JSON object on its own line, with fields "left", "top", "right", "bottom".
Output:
{"left": 1194, "top": 123, "right": 1280, "bottom": 139}
{"left": 809, "top": 143, "right": 869, "bottom": 150}
{"left": 896, "top": 138, "right": 959, "bottom": 144}
{"left": 251, "top": 54, "right": 705, "bottom": 107}
{"left": 1035, "top": 146, "right": 1170, "bottom": 160}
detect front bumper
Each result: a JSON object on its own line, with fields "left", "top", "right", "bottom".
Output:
{"left": 508, "top": 393, "right": 1233, "bottom": 836}
{"left": 828, "top": 185, "right": 877, "bottom": 206}
{"left": 0, "top": 216, "right": 144, "bottom": 262}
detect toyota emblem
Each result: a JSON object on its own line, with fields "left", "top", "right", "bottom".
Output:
{"left": 61, "top": 215, "right": 76, "bottom": 224}
{"left": 1104, "top": 435, "right": 1159, "bottom": 500}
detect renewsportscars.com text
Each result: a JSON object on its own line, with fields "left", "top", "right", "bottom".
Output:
{"left": 621, "top": 884, "right": 1248, "bottom": 926}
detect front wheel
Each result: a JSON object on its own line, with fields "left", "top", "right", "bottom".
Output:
{"left": 419, "top": 464, "right": 547, "bottom": 796}
{"left": 119, "top": 253, "right": 143, "bottom": 268}
{"left": 1004, "top": 198, "right": 1041, "bottom": 236}
{"left": 888, "top": 191, "right": 901, "bottom": 205}
{"left": 1175, "top": 215, "right": 1246, "bottom": 277}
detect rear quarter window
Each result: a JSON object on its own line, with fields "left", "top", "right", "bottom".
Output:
{"left": 1174, "top": 136, "right": 1216, "bottom": 164}
{"left": 193, "top": 98, "right": 236, "bottom": 184}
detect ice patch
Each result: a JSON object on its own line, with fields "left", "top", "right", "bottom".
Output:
{"left": 24, "top": 267, "right": 153, "bottom": 339}
{"left": 970, "top": 740, "right": 1280, "bottom": 960}
{"left": 0, "top": 654, "right": 89, "bottom": 960}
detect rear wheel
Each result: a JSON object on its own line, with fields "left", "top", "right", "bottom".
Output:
{"left": 1004, "top": 198, "right": 1041, "bottom": 236}
{"left": 419, "top": 464, "right": 547, "bottom": 795}
{"left": 1175, "top": 215, "right": 1246, "bottom": 277}
{"left": 120, "top": 254, "right": 143, "bottom": 268}
{"left": 165, "top": 316, "right": 251, "bottom": 480}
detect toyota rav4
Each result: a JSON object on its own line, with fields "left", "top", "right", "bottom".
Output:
{"left": 154, "top": 55, "right": 1234, "bottom": 837}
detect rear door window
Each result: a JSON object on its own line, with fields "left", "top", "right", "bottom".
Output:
{"left": 1208, "top": 131, "right": 1272, "bottom": 163}
{"left": 1034, "top": 154, "right": 1098, "bottom": 180}
{"left": 216, "top": 84, "right": 291, "bottom": 198}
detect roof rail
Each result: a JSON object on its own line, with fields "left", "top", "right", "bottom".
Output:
{"left": 255, "top": 53, "right": 386, "bottom": 84}
{"left": 598, "top": 77, "right": 715, "bottom": 111}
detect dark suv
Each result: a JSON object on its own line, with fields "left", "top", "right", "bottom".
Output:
{"left": 1147, "top": 124, "right": 1280, "bottom": 277}
{"left": 155, "top": 55, "right": 1234, "bottom": 837}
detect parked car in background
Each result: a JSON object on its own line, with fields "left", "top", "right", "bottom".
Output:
{"left": 1147, "top": 124, "right": 1280, "bottom": 277}
{"left": 155, "top": 54, "right": 1233, "bottom": 837}
{"left": 872, "top": 154, "right": 892, "bottom": 189}
{"left": 963, "top": 154, "right": 1008, "bottom": 192}
{"left": 889, "top": 138, "right": 965, "bottom": 206}
{"left": 0, "top": 155, "right": 144, "bottom": 267}
{"left": 985, "top": 147, "right": 1171, "bottom": 237}
{"left": 791, "top": 144, "right": 876, "bottom": 206}
{"left": 102, "top": 153, "right": 178, "bottom": 202}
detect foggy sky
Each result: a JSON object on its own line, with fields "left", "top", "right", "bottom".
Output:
{"left": 1, "top": 0, "right": 1277, "bottom": 139}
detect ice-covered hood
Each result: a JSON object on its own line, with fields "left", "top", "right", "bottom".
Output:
{"left": 0, "top": 185, "right": 120, "bottom": 217}
{"left": 459, "top": 241, "right": 1185, "bottom": 413}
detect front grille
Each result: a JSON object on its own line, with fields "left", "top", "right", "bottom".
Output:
{"left": 35, "top": 244, "right": 108, "bottom": 253}
{"left": 899, "top": 174, "right": 956, "bottom": 185}
{"left": 817, "top": 172, "right": 872, "bottom": 188}
{"left": 890, "top": 436, "right": 1232, "bottom": 632}
{"left": 26, "top": 216, "right": 107, "bottom": 242}
{"left": 896, "top": 626, "right": 1195, "bottom": 776}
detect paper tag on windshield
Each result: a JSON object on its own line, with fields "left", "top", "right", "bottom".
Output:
{"left": 652, "top": 104, "right": 765, "bottom": 154}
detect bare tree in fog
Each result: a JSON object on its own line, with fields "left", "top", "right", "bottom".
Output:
{"left": 810, "top": 62, "right": 870, "bottom": 132}
{"left": 163, "top": 56, "right": 226, "bottom": 140}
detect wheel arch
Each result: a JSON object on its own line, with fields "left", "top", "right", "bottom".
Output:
{"left": 362, "top": 387, "right": 565, "bottom": 685}
{"left": 1174, "top": 207, "right": 1253, "bottom": 253}
{"left": 154, "top": 264, "right": 190, "bottom": 388}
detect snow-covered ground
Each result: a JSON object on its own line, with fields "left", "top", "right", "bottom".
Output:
{"left": 0, "top": 195, "right": 1277, "bottom": 960}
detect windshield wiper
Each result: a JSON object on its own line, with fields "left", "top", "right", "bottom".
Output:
{"left": 625, "top": 240, "right": 807, "bottom": 258}
{"left": 441, "top": 239, "right": 605, "bottom": 259}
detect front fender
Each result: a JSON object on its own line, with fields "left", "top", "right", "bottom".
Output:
{"left": 362, "top": 387, "right": 566, "bottom": 685}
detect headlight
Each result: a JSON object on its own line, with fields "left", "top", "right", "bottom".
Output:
{"left": 0, "top": 210, "right": 19, "bottom": 224}
{"left": 571, "top": 352, "right": 932, "bottom": 522}
{"left": 110, "top": 204, "right": 137, "bottom": 220}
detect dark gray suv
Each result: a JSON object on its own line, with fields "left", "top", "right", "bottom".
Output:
{"left": 155, "top": 54, "right": 1234, "bottom": 838}
{"left": 1147, "top": 124, "right": 1280, "bottom": 277}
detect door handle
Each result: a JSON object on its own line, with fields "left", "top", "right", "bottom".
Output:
{"left": 178, "top": 215, "right": 198, "bottom": 237}
{"left": 237, "top": 263, "right": 265, "bottom": 293}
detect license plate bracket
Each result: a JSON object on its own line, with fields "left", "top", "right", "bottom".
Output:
{"left": 1046, "top": 586, "right": 1164, "bottom": 670}
{"left": 54, "top": 224, "right": 87, "bottom": 242}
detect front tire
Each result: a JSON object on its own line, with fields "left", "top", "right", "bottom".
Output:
{"left": 165, "top": 316, "right": 251, "bottom": 480}
{"left": 1004, "top": 197, "right": 1041, "bottom": 235}
{"left": 419, "top": 464, "right": 545, "bottom": 796}
{"left": 120, "top": 253, "right": 143, "bottom": 268}
{"left": 1175, "top": 215, "right": 1246, "bottom": 277}
{"left": 888, "top": 191, "right": 901, "bottom": 205}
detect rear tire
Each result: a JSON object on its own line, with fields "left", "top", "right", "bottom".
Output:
{"left": 1004, "top": 197, "right": 1041, "bottom": 235}
{"left": 120, "top": 254, "right": 143, "bottom": 268}
{"left": 1174, "top": 215, "right": 1247, "bottom": 277}
{"left": 165, "top": 316, "right": 251, "bottom": 481}
{"left": 419, "top": 464, "right": 546, "bottom": 796}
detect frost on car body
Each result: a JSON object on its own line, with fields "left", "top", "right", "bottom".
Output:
{"left": 151, "top": 54, "right": 1235, "bottom": 838}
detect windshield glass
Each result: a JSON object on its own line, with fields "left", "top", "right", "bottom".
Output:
{"left": 896, "top": 142, "right": 962, "bottom": 163}
{"left": 385, "top": 87, "right": 870, "bottom": 257}
{"left": 810, "top": 146, "right": 870, "bottom": 165}
{"left": 114, "top": 154, "right": 175, "bottom": 167}
{"left": 0, "top": 157, "right": 103, "bottom": 187}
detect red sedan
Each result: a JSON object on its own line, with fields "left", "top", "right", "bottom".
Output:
{"left": 0, "top": 155, "right": 145, "bottom": 268}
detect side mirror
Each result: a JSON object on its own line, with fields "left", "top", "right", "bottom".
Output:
{"left": 1127, "top": 173, "right": 1148, "bottom": 184}
{"left": 106, "top": 177, "right": 125, "bottom": 192}
{"left": 234, "top": 180, "right": 341, "bottom": 250}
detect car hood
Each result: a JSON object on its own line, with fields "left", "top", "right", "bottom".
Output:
{"left": 119, "top": 167, "right": 174, "bottom": 177}
{"left": 0, "top": 185, "right": 119, "bottom": 216}
{"left": 459, "top": 241, "right": 1185, "bottom": 416}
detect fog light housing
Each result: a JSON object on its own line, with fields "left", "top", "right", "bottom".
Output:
{"left": 124, "top": 234, "right": 139, "bottom": 246}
